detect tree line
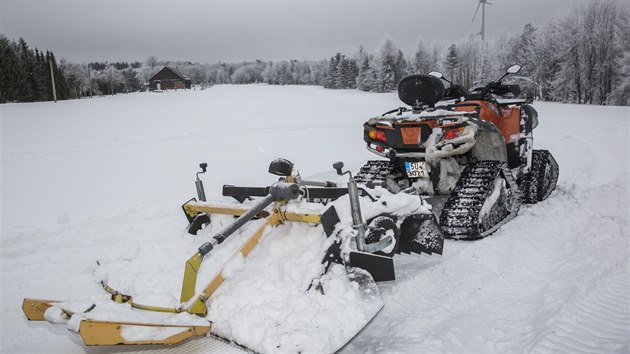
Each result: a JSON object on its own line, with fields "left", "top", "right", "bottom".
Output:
{"left": 180, "top": 0, "right": 628, "bottom": 105}
{"left": 0, "top": 36, "right": 70, "bottom": 103}
{"left": 61, "top": 60, "right": 144, "bottom": 97}
{"left": 1, "top": 0, "right": 628, "bottom": 105}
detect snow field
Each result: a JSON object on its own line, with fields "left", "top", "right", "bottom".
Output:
{"left": 2, "top": 85, "right": 629, "bottom": 353}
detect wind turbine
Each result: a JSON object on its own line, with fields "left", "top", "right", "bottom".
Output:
{"left": 472, "top": 0, "right": 492, "bottom": 41}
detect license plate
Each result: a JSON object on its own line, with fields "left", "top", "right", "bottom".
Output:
{"left": 405, "top": 161, "right": 429, "bottom": 178}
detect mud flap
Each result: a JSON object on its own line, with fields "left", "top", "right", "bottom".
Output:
{"left": 399, "top": 213, "right": 444, "bottom": 255}
{"left": 349, "top": 251, "right": 395, "bottom": 282}
{"left": 320, "top": 205, "right": 341, "bottom": 238}
{"left": 541, "top": 150, "right": 559, "bottom": 201}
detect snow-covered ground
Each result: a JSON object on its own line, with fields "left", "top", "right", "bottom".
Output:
{"left": 2, "top": 85, "right": 629, "bottom": 353}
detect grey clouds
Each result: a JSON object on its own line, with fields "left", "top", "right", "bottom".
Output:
{"left": 1, "top": 0, "right": 590, "bottom": 63}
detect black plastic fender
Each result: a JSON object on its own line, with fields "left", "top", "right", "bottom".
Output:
{"left": 469, "top": 119, "right": 508, "bottom": 162}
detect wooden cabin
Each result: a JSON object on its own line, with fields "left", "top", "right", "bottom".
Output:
{"left": 148, "top": 67, "right": 191, "bottom": 91}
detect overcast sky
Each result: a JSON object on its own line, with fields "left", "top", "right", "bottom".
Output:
{"left": 1, "top": 0, "right": 596, "bottom": 63}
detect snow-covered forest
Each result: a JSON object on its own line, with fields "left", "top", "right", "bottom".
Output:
{"left": 1, "top": 0, "right": 628, "bottom": 105}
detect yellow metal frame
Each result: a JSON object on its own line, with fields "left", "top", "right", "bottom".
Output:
{"left": 180, "top": 203, "right": 323, "bottom": 315}
{"left": 22, "top": 199, "right": 327, "bottom": 346}
{"left": 103, "top": 284, "right": 182, "bottom": 313}
{"left": 182, "top": 200, "right": 270, "bottom": 220}
{"left": 79, "top": 319, "right": 209, "bottom": 345}
{"left": 22, "top": 299, "right": 67, "bottom": 321}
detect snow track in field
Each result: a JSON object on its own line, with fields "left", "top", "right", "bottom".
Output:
{"left": 345, "top": 180, "right": 629, "bottom": 353}
{"left": 530, "top": 259, "right": 629, "bottom": 353}
{"left": 2, "top": 86, "right": 629, "bottom": 353}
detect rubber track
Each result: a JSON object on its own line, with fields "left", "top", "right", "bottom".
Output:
{"left": 518, "top": 149, "right": 559, "bottom": 204}
{"left": 439, "top": 161, "right": 521, "bottom": 239}
{"left": 355, "top": 160, "right": 395, "bottom": 188}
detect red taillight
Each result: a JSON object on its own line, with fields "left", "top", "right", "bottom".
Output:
{"left": 375, "top": 145, "right": 385, "bottom": 152}
{"left": 368, "top": 129, "right": 388, "bottom": 142}
{"left": 441, "top": 127, "right": 465, "bottom": 140}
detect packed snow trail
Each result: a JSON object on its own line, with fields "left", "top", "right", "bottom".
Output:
{"left": 2, "top": 86, "right": 628, "bottom": 353}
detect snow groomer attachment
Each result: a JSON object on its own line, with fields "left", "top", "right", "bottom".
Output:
{"left": 21, "top": 158, "right": 442, "bottom": 351}
{"left": 183, "top": 158, "right": 443, "bottom": 282}
{"left": 22, "top": 179, "right": 314, "bottom": 346}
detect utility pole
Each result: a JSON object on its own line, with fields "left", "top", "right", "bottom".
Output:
{"left": 124, "top": 71, "right": 128, "bottom": 93}
{"left": 88, "top": 64, "right": 93, "bottom": 98}
{"left": 109, "top": 67, "right": 114, "bottom": 95}
{"left": 48, "top": 60, "right": 57, "bottom": 103}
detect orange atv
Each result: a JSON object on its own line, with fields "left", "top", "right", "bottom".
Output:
{"left": 357, "top": 65, "right": 559, "bottom": 239}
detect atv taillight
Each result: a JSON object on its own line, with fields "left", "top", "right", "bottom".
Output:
{"left": 368, "top": 130, "right": 388, "bottom": 142}
{"left": 441, "top": 126, "right": 465, "bottom": 140}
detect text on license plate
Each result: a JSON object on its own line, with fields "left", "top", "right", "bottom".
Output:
{"left": 405, "top": 161, "right": 429, "bottom": 178}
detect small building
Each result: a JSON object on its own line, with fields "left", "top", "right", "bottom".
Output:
{"left": 148, "top": 66, "right": 191, "bottom": 91}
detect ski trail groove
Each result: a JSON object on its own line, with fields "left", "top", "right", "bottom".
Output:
{"left": 529, "top": 259, "right": 630, "bottom": 354}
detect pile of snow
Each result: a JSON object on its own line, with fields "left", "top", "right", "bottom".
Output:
{"left": 206, "top": 222, "right": 380, "bottom": 353}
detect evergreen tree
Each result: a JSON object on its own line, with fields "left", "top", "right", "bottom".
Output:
{"left": 394, "top": 49, "right": 406, "bottom": 84}
{"left": 347, "top": 59, "right": 358, "bottom": 88}
{"left": 0, "top": 36, "right": 26, "bottom": 103}
{"left": 373, "top": 35, "right": 399, "bottom": 92}
{"left": 413, "top": 38, "right": 432, "bottom": 75}
{"left": 29, "top": 49, "right": 47, "bottom": 101}
{"left": 445, "top": 44, "right": 459, "bottom": 81}
{"left": 18, "top": 38, "right": 33, "bottom": 101}
{"left": 335, "top": 55, "right": 356, "bottom": 89}
{"left": 335, "top": 55, "right": 347, "bottom": 88}
{"left": 356, "top": 54, "right": 376, "bottom": 91}
{"left": 324, "top": 54, "right": 341, "bottom": 88}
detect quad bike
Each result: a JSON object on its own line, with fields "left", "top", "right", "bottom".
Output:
{"left": 357, "top": 64, "right": 559, "bottom": 239}
{"left": 22, "top": 158, "right": 443, "bottom": 351}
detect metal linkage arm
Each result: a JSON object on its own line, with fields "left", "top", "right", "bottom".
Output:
{"left": 223, "top": 185, "right": 376, "bottom": 202}
{"left": 181, "top": 182, "right": 301, "bottom": 311}
{"left": 198, "top": 194, "right": 273, "bottom": 256}
{"left": 198, "top": 182, "right": 299, "bottom": 257}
